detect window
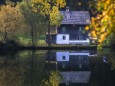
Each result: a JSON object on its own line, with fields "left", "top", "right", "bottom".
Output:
{"left": 76, "top": 36, "right": 79, "bottom": 40}
{"left": 79, "top": 27, "right": 82, "bottom": 31}
{"left": 77, "top": 35, "right": 83, "bottom": 40}
{"left": 63, "top": 36, "right": 66, "bottom": 40}
{"left": 62, "top": 56, "right": 66, "bottom": 60}
{"left": 62, "top": 27, "right": 66, "bottom": 33}
{"left": 79, "top": 36, "right": 83, "bottom": 40}
{"left": 78, "top": 56, "right": 83, "bottom": 60}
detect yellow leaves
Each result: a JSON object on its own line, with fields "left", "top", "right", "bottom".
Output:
{"left": 101, "top": 27, "right": 106, "bottom": 33}
{"left": 91, "top": 30, "right": 97, "bottom": 38}
{"left": 50, "top": 6, "right": 61, "bottom": 25}
{"left": 90, "top": 0, "right": 115, "bottom": 46}
{"left": 31, "top": 4, "right": 34, "bottom": 7}
{"left": 32, "top": 0, "right": 66, "bottom": 25}
{"left": 109, "top": 9, "right": 115, "bottom": 16}
{"left": 56, "top": 0, "right": 66, "bottom": 8}
{"left": 91, "top": 18, "right": 96, "bottom": 26}
{"left": 32, "top": 0, "right": 51, "bottom": 15}
{"left": 100, "top": 33, "right": 107, "bottom": 39}
{"left": 106, "top": 0, "right": 110, "bottom": 5}
{"left": 85, "top": 26, "right": 89, "bottom": 30}
{"left": 98, "top": 39, "right": 104, "bottom": 44}
{"left": 32, "top": 0, "right": 43, "bottom": 3}
{"left": 98, "top": 33, "right": 107, "bottom": 44}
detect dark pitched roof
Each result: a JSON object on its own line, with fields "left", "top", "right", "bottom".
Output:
{"left": 60, "top": 11, "right": 90, "bottom": 25}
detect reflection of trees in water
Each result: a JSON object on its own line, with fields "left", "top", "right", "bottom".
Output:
{"left": 88, "top": 50, "right": 115, "bottom": 86}
{"left": 0, "top": 50, "right": 115, "bottom": 86}
{"left": 21, "top": 51, "right": 59, "bottom": 86}
{"left": 108, "top": 52, "right": 115, "bottom": 70}
{"left": 0, "top": 55, "right": 23, "bottom": 86}
{"left": 0, "top": 51, "right": 51, "bottom": 86}
{"left": 22, "top": 51, "right": 46, "bottom": 86}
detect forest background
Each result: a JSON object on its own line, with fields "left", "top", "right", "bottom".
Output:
{"left": 0, "top": 0, "right": 115, "bottom": 48}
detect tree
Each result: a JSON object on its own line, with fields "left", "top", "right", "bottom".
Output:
{"left": 31, "top": 0, "right": 66, "bottom": 46}
{"left": 0, "top": 1, "right": 22, "bottom": 43}
{"left": 19, "top": 0, "right": 47, "bottom": 46}
{"left": 89, "top": 0, "right": 115, "bottom": 47}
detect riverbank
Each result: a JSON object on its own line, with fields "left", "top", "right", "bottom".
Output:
{"left": 0, "top": 44, "right": 110, "bottom": 51}
{"left": 0, "top": 43, "right": 111, "bottom": 56}
{"left": 19, "top": 45, "right": 98, "bottom": 50}
{"left": 0, "top": 40, "right": 111, "bottom": 51}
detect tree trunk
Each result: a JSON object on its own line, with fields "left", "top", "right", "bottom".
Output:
{"left": 31, "top": 26, "right": 34, "bottom": 47}
{"left": 45, "top": 15, "right": 51, "bottom": 47}
{"left": 30, "top": 20, "right": 34, "bottom": 47}
{"left": 48, "top": 19, "right": 51, "bottom": 47}
{"left": 4, "top": 28, "right": 7, "bottom": 43}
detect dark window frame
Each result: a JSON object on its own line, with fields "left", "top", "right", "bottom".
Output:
{"left": 62, "top": 56, "right": 66, "bottom": 60}
{"left": 63, "top": 36, "right": 66, "bottom": 40}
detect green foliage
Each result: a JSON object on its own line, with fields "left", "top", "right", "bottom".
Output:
{"left": 19, "top": 1, "right": 47, "bottom": 46}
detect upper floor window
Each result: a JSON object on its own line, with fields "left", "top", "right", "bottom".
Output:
{"left": 79, "top": 27, "right": 83, "bottom": 31}
{"left": 62, "top": 27, "right": 66, "bottom": 33}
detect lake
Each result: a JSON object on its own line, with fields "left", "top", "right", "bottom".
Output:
{"left": 0, "top": 50, "right": 115, "bottom": 86}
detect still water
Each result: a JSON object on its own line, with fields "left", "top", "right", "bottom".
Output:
{"left": 0, "top": 50, "right": 115, "bottom": 86}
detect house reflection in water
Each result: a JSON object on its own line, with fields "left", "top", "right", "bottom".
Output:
{"left": 46, "top": 51, "right": 97, "bottom": 86}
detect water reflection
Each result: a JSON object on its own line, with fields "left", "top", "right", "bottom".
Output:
{"left": 0, "top": 51, "right": 47, "bottom": 86}
{"left": 46, "top": 50, "right": 115, "bottom": 86}
{"left": 46, "top": 51, "right": 97, "bottom": 71}
{"left": 0, "top": 50, "right": 115, "bottom": 86}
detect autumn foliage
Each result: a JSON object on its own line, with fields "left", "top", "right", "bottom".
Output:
{"left": 32, "top": 0, "right": 66, "bottom": 25}
{"left": 0, "top": 3, "right": 21, "bottom": 42}
{"left": 90, "top": 0, "right": 115, "bottom": 46}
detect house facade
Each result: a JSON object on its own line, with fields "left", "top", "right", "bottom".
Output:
{"left": 46, "top": 7, "right": 91, "bottom": 45}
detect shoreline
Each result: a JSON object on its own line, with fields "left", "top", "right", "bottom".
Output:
{"left": 0, "top": 45, "right": 110, "bottom": 50}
